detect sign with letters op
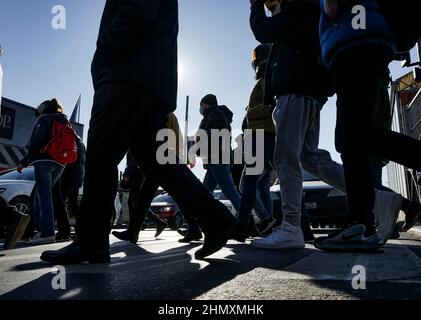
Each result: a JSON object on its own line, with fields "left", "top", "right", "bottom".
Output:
{"left": 0, "top": 106, "right": 15, "bottom": 140}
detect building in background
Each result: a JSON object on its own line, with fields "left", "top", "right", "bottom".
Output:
{"left": 388, "top": 41, "right": 421, "bottom": 209}
{"left": 0, "top": 97, "right": 84, "bottom": 171}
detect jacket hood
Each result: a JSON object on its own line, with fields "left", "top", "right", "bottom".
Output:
{"left": 206, "top": 105, "right": 233, "bottom": 124}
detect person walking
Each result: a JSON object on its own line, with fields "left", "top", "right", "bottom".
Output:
{"left": 40, "top": 2, "right": 236, "bottom": 264}
{"left": 249, "top": 0, "right": 347, "bottom": 250}
{"left": 18, "top": 99, "right": 74, "bottom": 245}
{"left": 316, "top": 0, "right": 421, "bottom": 252}
{"left": 233, "top": 44, "right": 277, "bottom": 242}
{"left": 197, "top": 94, "right": 242, "bottom": 213}
{"left": 52, "top": 134, "right": 86, "bottom": 241}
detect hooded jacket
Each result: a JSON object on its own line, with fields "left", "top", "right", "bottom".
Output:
{"left": 319, "top": 0, "right": 396, "bottom": 67}
{"left": 91, "top": 0, "right": 179, "bottom": 111}
{"left": 20, "top": 113, "right": 70, "bottom": 167}
{"left": 197, "top": 105, "right": 234, "bottom": 165}
{"left": 250, "top": 0, "right": 333, "bottom": 107}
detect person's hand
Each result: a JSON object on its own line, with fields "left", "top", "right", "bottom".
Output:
{"left": 17, "top": 165, "right": 24, "bottom": 173}
{"left": 189, "top": 157, "right": 196, "bottom": 169}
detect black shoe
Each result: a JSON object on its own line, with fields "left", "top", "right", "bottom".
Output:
{"left": 177, "top": 228, "right": 188, "bottom": 237}
{"left": 40, "top": 242, "right": 110, "bottom": 265}
{"left": 195, "top": 212, "right": 238, "bottom": 260}
{"left": 178, "top": 231, "right": 203, "bottom": 243}
{"left": 229, "top": 220, "right": 248, "bottom": 243}
{"left": 112, "top": 230, "right": 138, "bottom": 244}
{"left": 246, "top": 221, "right": 259, "bottom": 238}
{"left": 155, "top": 222, "right": 168, "bottom": 238}
{"left": 4, "top": 208, "right": 30, "bottom": 250}
{"left": 402, "top": 202, "right": 421, "bottom": 232}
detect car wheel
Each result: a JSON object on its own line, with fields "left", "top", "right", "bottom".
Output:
{"left": 9, "top": 196, "right": 31, "bottom": 215}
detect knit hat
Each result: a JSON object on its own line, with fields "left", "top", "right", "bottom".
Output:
{"left": 200, "top": 94, "right": 218, "bottom": 106}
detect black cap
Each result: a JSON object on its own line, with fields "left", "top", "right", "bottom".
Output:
{"left": 200, "top": 94, "right": 218, "bottom": 106}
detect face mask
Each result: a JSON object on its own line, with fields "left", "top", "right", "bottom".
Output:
{"left": 199, "top": 105, "right": 205, "bottom": 116}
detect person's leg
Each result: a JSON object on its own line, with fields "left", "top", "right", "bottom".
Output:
{"left": 272, "top": 95, "right": 313, "bottom": 226}
{"left": 257, "top": 169, "right": 274, "bottom": 219}
{"left": 33, "top": 162, "right": 57, "bottom": 238}
{"left": 76, "top": 84, "right": 135, "bottom": 252}
{"left": 202, "top": 169, "right": 217, "bottom": 194}
{"left": 128, "top": 107, "right": 236, "bottom": 259}
{"left": 334, "top": 49, "right": 382, "bottom": 235}
{"left": 129, "top": 178, "right": 159, "bottom": 236}
{"left": 240, "top": 167, "right": 269, "bottom": 222}
{"left": 53, "top": 181, "right": 70, "bottom": 238}
{"left": 207, "top": 164, "right": 242, "bottom": 212}
{"left": 300, "top": 108, "right": 347, "bottom": 193}
{"left": 65, "top": 187, "right": 80, "bottom": 236}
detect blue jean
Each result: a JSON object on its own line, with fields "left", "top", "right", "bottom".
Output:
{"left": 33, "top": 161, "right": 64, "bottom": 237}
{"left": 203, "top": 164, "right": 242, "bottom": 212}
{"left": 238, "top": 133, "right": 275, "bottom": 223}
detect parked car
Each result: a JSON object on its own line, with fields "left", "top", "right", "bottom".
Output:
{"left": 0, "top": 167, "right": 121, "bottom": 219}
{"left": 0, "top": 168, "right": 34, "bottom": 214}
{"left": 148, "top": 193, "right": 184, "bottom": 230}
{"left": 270, "top": 171, "right": 348, "bottom": 228}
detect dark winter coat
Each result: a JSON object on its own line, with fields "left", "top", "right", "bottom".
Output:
{"left": 91, "top": 0, "right": 179, "bottom": 111}
{"left": 197, "top": 105, "right": 234, "bottom": 165}
{"left": 250, "top": 0, "right": 333, "bottom": 107}
{"left": 20, "top": 113, "right": 70, "bottom": 167}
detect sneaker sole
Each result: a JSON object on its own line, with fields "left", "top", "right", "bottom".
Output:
{"left": 315, "top": 242, "right": 384, "bottom": 254}
{"left": 4, "top": 215, "right": 30, "bottom": 250}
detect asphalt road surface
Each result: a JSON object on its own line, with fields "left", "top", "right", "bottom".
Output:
{"left": 1, "top": 229, "right": 421, "bottom": 300}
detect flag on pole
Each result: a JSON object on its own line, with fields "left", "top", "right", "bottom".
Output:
{"left": 70, "top": 94, "right": 81, "bottom": 123}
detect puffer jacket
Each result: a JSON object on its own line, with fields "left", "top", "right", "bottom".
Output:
{"left": 319, "top": 0, "right": 396, "bottom": 67}
{"left": 246, "top": 78, "right": 276, "bottom": 134}
{"left": 20, "top": 113, "right": 70, "bottom": 167}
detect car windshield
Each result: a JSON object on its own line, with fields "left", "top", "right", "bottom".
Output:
{"left": 0, "top": 168, "right": 35, "bottom": 181}
{"left": 152, "top": 194, "right": 173, "bottom": 203}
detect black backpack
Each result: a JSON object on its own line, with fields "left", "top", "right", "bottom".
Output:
{"left": 377, "top": 0, "right": 421, "bottom": 52}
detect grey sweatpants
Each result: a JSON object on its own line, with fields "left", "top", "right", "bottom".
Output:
{"left": 273, "top": 94, "right": 346, "bottom": 226}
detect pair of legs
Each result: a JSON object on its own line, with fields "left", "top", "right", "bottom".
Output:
{"left": 238, "top": 133, "right": 275, "bottom": 226}
{"left": 41, "top": 83, "right": 235, "bottom": 263}
{"left": 334, "top": 45, "right": 421, "bottom": 235}
{"left": 273, "top": 94, "right": 346, "bottom": 227}
{"left": 203, "top": 164, "right": 242, "bottom": 212}
{"left": 52, "top": 179, "right": 80, "bottom": 239}
{"left": 33, "top": 161, "right": 64, "bottom": 238}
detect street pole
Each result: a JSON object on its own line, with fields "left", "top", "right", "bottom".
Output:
{"left": 184, "top": 95, "right": 189, "bottom": 164}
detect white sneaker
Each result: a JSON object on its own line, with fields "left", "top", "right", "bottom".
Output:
{"left": 27, "top": 236, "right": 56, "bottom": 246}
{"left": 251, "top": 221, "right": 305, "bottom": 249}
{"left": 374, "top": 190, "right": 403, "bottom": 243}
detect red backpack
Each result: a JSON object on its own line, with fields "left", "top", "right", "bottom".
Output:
{"left": 41, "top": 120, "right": 78, "bottom": 165}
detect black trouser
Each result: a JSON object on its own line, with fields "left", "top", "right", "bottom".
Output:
{"left": 52, "top": 179, "right": 80, "bottom": 237}
{"left": 334, "top": 45, "right": 421, "bottom": 232}
{"left": 127, "top": 179, "right": 161, "bottom": 235}
{"left": 78, "top": 84, "right": 230, "bottom": 250}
